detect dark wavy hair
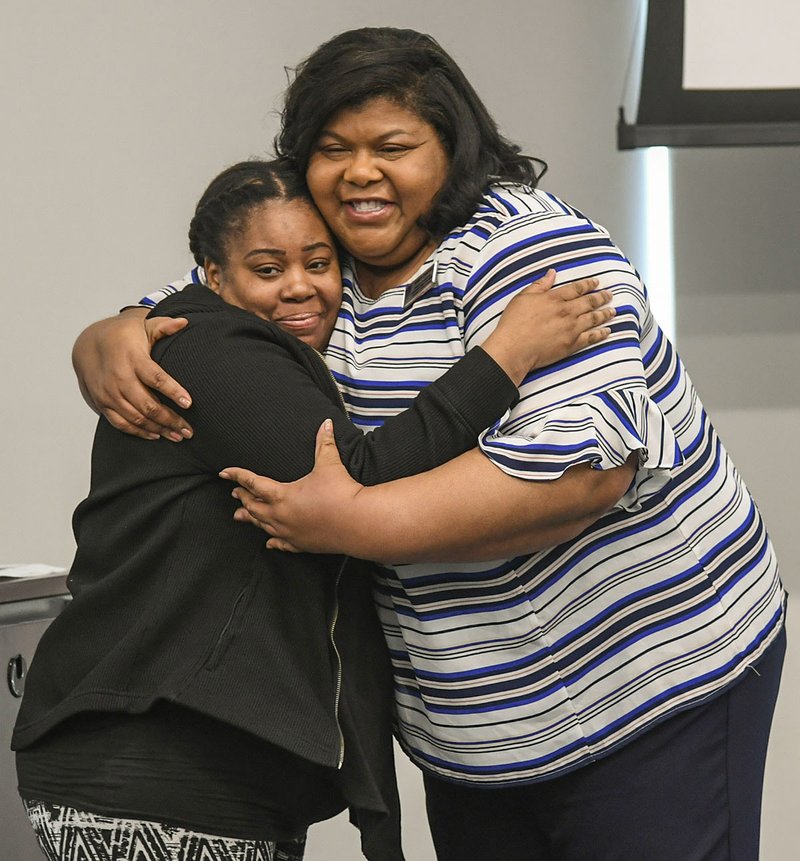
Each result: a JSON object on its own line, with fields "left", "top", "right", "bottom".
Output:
{"left": 275, "top": 27, "right": 545, "bottom": 238}
{"left": 188, "top": 158, "right": 312, "bottom": 267}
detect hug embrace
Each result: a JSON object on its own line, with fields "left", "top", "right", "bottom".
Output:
{"left": 14, "top": 26, "right": 784, "bottom": 861}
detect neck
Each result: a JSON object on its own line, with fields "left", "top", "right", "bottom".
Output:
{"left": 354, "top": 241, "right": 437, "bottom": 299}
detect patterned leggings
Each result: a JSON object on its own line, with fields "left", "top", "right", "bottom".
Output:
{"left": 23, "top": 799, "right": 306, "bottom": 861}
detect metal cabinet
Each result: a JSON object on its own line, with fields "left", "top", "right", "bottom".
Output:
{"left": 1, "top": 575, "right": 69, "bottom": 861}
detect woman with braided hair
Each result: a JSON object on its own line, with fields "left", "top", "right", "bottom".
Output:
{"left": 12, "top": 156, "right": 613, "bottom": 861}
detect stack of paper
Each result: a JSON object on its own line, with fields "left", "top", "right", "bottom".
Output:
{"left": 0, "top": 564, "right": 67, "bottom": 580}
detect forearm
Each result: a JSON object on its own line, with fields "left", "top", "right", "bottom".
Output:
{"left": 337, "top": 346, "right": 518, "bottom": 485}
{"left": 334, "top": 271, "right": 613, "bottom": 485}
{"left": 72, "top": 308, "right": 149, "bottom": 411}
{"left": 332, "top": 449, "right": 637, "bottom": 563}
{"left": 72, "top": 305, "right": 192, "bottom": 440}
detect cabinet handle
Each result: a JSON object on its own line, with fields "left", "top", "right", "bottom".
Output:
{"left": 8, "top": 654, "right": 27, "bottom": 697}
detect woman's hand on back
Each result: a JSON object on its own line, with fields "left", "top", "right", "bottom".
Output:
{"left": 220, "top": 419, "right": 360, "bottom": 554}
{"left": 220, "top": 418, "right": 637, "bottom": 562}
{"left": 72, "top": 308, "right": 194, "bottom": 441}
{"left": 480, "top": 269, "right": 614, "bottom": 386}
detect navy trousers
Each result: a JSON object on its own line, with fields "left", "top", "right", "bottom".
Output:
{"left": 424, "top": 626, "right": 786, "bottom": 861}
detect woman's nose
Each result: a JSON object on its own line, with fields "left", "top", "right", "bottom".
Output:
{"left": 281, "top": 271, "right": 317, "bottom": 301}
{"left": 342, "top": 150, "right": 382, "bottom": 186}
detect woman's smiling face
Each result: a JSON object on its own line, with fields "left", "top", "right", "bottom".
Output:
{"left": 305, "top": 97, "right": 450, "bottom": 295}
{"left": 205, "top": 198, "right": 342, "bottom": 351}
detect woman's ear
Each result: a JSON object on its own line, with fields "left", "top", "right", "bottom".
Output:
{"left": 205, "top": 258, "right": 223, "bottom": 295}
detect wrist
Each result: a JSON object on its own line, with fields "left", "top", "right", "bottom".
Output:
{"left": 479, "top": 333, "right": 532, "bottom": 386}
{"left": 120, "top": 306, "right": 150, "bottom": 319}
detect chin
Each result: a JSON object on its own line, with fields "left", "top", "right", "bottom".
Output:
{"left": 342, "top": 236, "right": 397, "bottom": 261}
{"left": 304, "top": 330, "right": 330, "bottom": 351}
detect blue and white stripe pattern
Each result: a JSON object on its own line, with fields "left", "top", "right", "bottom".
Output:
{"left": 137, "top": 266, "right": 205, "bottom": 308}
{"left": 146, "top": 184, "right": 784, "bottom": 786}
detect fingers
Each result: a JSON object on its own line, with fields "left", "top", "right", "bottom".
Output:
{"left": 574, "top": 306, "right": 616, "bottom": 351}
{"left": 562, "top": 286, "right": 615, "bottom": 326}
{"left": 265, "top": 538, "right": 301, "bottom": 553}
{"left": 578, "top": 325, "right": 613, "bottom": 347}
{"left": 219, "top": 467, "right": 279, "bottom": 503}
{"left": 234, "top": 493, "right": 281, "bottom": 536}
{"left": 98, "top": 355, "right": 193, "bottom": 441}
{"left": 585, "top": 306, "right": 616, "bottom": 327}
{"left": 103, "top": 409, "right": 160, "bottom": 441}
{"left": 522, "top": 275, "right": 608, "bottom": 311}
{"left": 559, "top": 280, "right": 616, "bottom": 346}
{"left": 143, "top": 319, "right": 193, "bottom": 411}
{"left": 574, "top": 305, "right": 616, "bottom": 348}
{"left": 555, "top": 278, "right": 601, "bottom": 301}
{"left": 138, "top": 357, "right": 193, "bottom": 412}
{"left": 99, "top": 388, "right": 189, "bottom": 441}
{"left": 219, "top": 467, "right": 262, "bottom": 491}
{"left": 544, "top": 278, "right": 592, "bottom": 302}
{"left": 128, "top": 394, "right": 191, "bottom": 441}
{"left": 314, "top": 419, "right": 343, "bottom": 467}
{"left": 232, "top": 507, "right": 263, "bottom": 528}
{"left": 231, "top": 489, "right": 276, "bottom": 529}
{"left": 585, "top": 288, "right": 612, "bottom": 309}
{"left": 232, "top": 491, "right": 282, "bottom": 537}
{"left": 530, "top": 268, "right": 557, "bottom": 292}
{"left": 74, "top": 310, "right": 193, "bottom": 440}
{"left": 575, "top": 276, "right": 601, "bottom": 296}
{"left": 145, "top": 316, "right": 189, "bottom": 346}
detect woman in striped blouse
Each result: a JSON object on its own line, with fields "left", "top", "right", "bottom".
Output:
{"left": 73, "top": 28, "right": 785, "bottom": 861}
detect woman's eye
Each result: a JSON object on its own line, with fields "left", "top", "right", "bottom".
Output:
{"left": 308, "top": 258, "right": 331, "bottom": 272}
{"left": 319, "top": 144, "right": 348, "bottom": 157}
{"left": 256, "top": 266, "right": 280, "bottom": 277}
{"left": 380, "top": 144, "right": 410, "bottom": 156}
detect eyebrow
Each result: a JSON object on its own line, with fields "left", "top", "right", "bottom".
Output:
{"left": 318, "top": 128, "right": 412, "bottom": 141}
{"left": 244, "top": 242, "right": 332, "bottom": 258}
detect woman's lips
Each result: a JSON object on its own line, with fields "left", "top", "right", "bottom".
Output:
{"left": 343, "top": 199, "right": 394, "bottom": 221}
{"left": 274, "top": 312, "right": 322, "bottom": 333}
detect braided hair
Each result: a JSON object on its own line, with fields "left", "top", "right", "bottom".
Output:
{"left": 188, "top": 159, "right": 311, "bottom": 267}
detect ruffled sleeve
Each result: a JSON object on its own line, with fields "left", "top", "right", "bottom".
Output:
{"left": 478, "top": 387, "right": 683, "bottom": 511}
{"left": 456, "top": 199, "right": 688, "bottom": 513}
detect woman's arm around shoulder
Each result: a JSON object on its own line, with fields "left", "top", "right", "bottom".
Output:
{"left": 71, "top": 270, "right": 201, "bottom": 440}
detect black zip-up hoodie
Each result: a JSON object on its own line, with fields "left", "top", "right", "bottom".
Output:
{"left": 12, "top": 285, "right": 518, "bottom": 858}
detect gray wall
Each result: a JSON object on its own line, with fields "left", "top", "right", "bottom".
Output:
{"left": 670, "top": 146, "right": 800, "bottom": 861}
{"left": 2, "top": 2, "right": 797, "bottom": 858}
{"left": 672, "top": 146, "right": 800, "bottom": 589}
{"left": 0, "top": 0, "right": 647, "bottom": 568}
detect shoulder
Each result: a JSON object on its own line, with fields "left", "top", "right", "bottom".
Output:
{"left": 150, "top": 309, "right": 333, "bottom": 424}
{"left": 435, "top": 185, "right": 614, "bottom": 295}
{"left": 151, "top": 290, "right": 306, "bottom": 371}
{"left": 437, "top": 185, "right": 605, "bottom": 265}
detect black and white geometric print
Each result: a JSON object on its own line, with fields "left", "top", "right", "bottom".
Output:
{"left": 23, "top": 800, "right": 306, "bottom": 861}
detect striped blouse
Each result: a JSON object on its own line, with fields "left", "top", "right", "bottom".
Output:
{"left": 142, "top": 184, "right": 785, "bottom": 785}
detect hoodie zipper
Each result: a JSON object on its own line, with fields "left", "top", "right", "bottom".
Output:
{"left": 329, "top": 556, "right": 348, "bottom": 769}
{"left": 312, "top": 347, "right": 348, "bottom": 413}
{"left": 310, "top": 346, "right": 348, "bottom": 768}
